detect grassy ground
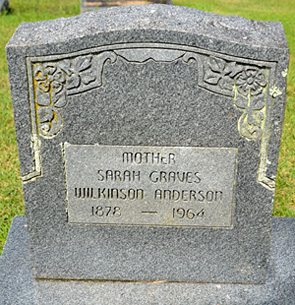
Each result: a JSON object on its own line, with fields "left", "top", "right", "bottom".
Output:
{"left": 0, "top": 0, "right": 294, "bottom": 254}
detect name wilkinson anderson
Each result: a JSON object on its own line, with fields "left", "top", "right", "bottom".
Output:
{"left": 74, "top": 150, "right": 223, "bottom": 202}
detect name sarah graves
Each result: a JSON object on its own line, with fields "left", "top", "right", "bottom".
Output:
{"left": 74, "top": 150, "right": 223, "bottom": 203}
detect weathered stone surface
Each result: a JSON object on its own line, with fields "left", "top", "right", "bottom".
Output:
{"left": 6, "top": 5, "right": 289, "bottom": 283}
{"left": 1, "top": 216, "right": 295, "bottom": 304}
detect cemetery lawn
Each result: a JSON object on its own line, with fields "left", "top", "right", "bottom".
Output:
{"left": 0, "top": 0, "right": 294, "bottom": 254}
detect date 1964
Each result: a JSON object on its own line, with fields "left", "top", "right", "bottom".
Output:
{"left": 172, "top": 208, "right": 204, "bottom": 220}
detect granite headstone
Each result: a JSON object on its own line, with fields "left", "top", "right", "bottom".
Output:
{"left": 0, "top": 0, "right": 9, "bottom": 12}
{"left": 5, "top": 5, "right": 289, "bottom": 285}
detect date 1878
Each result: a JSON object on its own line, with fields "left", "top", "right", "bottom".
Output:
{"left": 91, "top": 206, "right": 121, "bottom": 217}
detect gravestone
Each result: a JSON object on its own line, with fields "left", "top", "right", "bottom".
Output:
{"left": 1, "top": 4, "right": 293, "bottom": 303}
{"left": 0, "top": 0, "right": 9, "bottom": 12}
{"left": 80, "top": 0, "right": 172, "bottom": 13}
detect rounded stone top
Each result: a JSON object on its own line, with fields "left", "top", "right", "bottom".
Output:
{"left": 7, "top": 4, "right": 287, "bottom": 52}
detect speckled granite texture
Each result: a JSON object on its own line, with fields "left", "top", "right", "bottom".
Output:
{"left": 0, "top": 216, "right": 294, "bottom": 304}
{"left": 6, "top": 5, "right": 289, "bottom": 283}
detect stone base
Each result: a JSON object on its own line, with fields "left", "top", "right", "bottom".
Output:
{"left": 0, "top": 216, "right": 294, "bottom": 304}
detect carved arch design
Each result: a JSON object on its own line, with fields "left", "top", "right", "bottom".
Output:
{"left": 25, "top": 43, "right": 280, "bottom": 190}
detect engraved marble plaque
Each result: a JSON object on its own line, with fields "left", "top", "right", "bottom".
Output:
{"left": 64, "top": 144, "right": 237, "bottom": 228}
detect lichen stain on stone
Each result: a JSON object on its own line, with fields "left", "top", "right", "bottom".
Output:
{"left": 282, "top": 68, "right": 288, "bottom": 78}
{"left": 148, "top": 289, "right": 154, "bottom": 297}
{"left": 22, "top": 134, "right": 42, "bottom": 183}
{"left": 270, "top": 85, "right": 282, "bottom": 98}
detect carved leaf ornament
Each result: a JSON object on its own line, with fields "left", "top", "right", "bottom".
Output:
{"left": 33, "top": 55, "right": 97, "bottom": 138}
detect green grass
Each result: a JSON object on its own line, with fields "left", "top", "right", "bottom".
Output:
{"left": 1, "top": 0, "right": 295, "bottom": 254}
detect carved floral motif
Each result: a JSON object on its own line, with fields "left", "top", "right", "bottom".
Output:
{"left": 202, "top": 56, "right": 268, "bottom": 141}
{"left": 235, "top": 67, "right": 267, "bottom": 96}
{"left": 33, "top": 53, "right": 116, "bottom": 138}
{"left": 34, "top": 62, "right": 67, "bottom": 137}
{"left": 32, "top": 51, "right": 270, "bottom": 141}
{"left": 25, "top": 45, "right": 282, "bottom": 191}
{"left": 27, "top": 47, "right": 278, "bottom": 190}
{"left": 204, "top": 57, "right": 243, "bottom": 91}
